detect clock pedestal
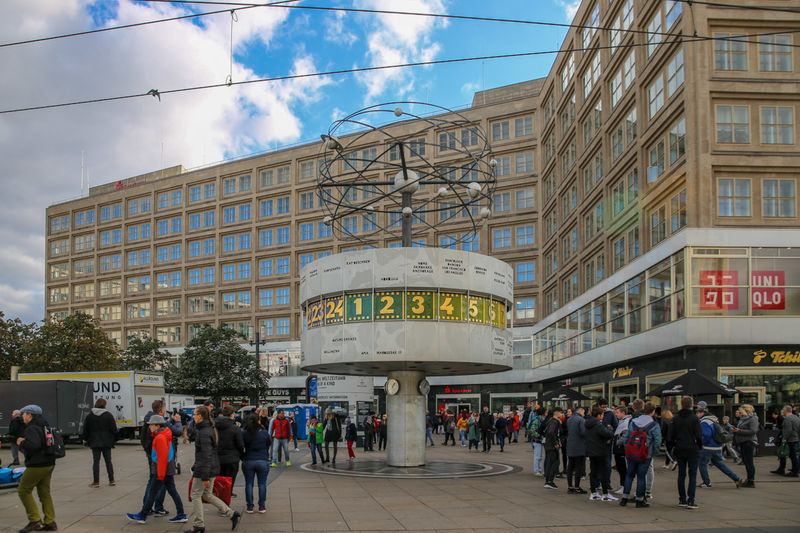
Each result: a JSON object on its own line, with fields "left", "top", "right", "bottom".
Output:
{"left": 386, "top": 370, "right": 426, "bottom": 467}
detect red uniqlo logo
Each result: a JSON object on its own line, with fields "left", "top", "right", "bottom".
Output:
{"left": 699, "top": 270, "right": 739, "bottom": 310}
{"left": 751, "top": 270, "right": 785, "bottom": 310}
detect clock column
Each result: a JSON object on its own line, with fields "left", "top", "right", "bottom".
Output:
{"left": 386, "top": 369, "right": 426, "bottom": 467}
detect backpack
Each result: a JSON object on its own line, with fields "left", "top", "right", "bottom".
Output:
{"left": 43, "top": 425, "right": 66, "bottom": 459}
{"left": 712, "top": 421, "right": 729, "bottom": 445}
{"left": 625, "top": 421, "right": 655, "bottom": 462}
{"left": 530, "top": 416, "right": 543, "bottom": 441}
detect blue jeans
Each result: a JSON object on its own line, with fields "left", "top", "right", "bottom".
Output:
{"left": 459, "top": 429, "right": 467, "bottom": 445}
{"left": 739, "top": 441, "right": 756, "bottom": 482}
{"left": 604, "top": 451, "right": 613, "bottom": 489}
{"left": 271, "top": 438, "right": 290, "bottom": 463}
{"left": 140, "top": 475, "right": 183, "bottom": 515}
{"left": 777, "top": 441, "right": 800, "bottom": 475}
{"left": 677, "top": 455, "right": 698, "bottom": 503}
{"left": 699, "top": 448, "right": 740, "bottom": 484}
{"left": 426, "top": 428, "right": 434, "bottom": 446}
{"left": 242, "top": 460, "right": 269, "bottom": 508}
{"left": 623, "top": 458, "right": 651, "bottom": 501}
{"left": 309, "top": 442, "right": 323, "bottom": 464}
{"left": 533, "top": 442, "right": 543, "bottom": 473}
{"left": 142, "top": 470, "right": 167, "bottom": 512}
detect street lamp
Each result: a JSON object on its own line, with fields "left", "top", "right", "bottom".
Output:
{"left": 248, "top": 325, "right": 267, "bottom": 371}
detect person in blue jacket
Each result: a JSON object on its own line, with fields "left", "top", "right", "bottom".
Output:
{"left": 620, "top": 400, "right": 662, "bottom": 508}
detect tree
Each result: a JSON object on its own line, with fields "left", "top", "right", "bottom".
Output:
{"left": 22, "top": 313, "right": 120, "bottom": 372}
{"left": 0, "top": 311, "right": 36, "bottom": 379}
{"left": 167, "top": 325, "right": 268, "bottom": 402}
{"left": 120, "top": 336, "right": 172, "bottom": 372}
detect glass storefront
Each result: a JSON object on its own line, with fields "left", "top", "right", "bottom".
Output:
{"left": 490, "top": 393, "right": 537, "bottom": 415}
{"left": 580, "top": 383, "right": 605, "bottom": 405}
{"left": 720, "top": 366, "right": 800, "bottom": 416}
{"left": 609, "top": 378, "right": 638, "bottom": 406}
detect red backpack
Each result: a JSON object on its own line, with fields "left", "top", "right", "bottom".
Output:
{"left": 625, "top": 421, "right": 656, "bottom": 462}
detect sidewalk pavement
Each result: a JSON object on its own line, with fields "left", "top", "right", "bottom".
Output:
{"left": 1, "top": 439, "right": 799, "bottom": 532}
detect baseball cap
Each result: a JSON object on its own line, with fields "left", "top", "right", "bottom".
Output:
{"left": 20, "top": 405, "right": 42, "bottom": 415}
{"left": 696, "top": 401, "right": 708, "bottom": 410}
{"left": 148, "top": 414, "right": 166, "bottom": 425}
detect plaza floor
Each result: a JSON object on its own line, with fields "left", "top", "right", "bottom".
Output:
{"left": 1, "top": 438, "right": 799, "bottom": 533}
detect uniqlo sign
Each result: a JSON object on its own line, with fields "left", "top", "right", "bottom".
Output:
{"left": 699, "top": 270, "right": 739, "bottom": 310}
{"left": 751, "top": 270, "right": 785, "bottom": 310}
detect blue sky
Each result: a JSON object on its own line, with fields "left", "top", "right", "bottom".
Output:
{"left": 0, "top": 0, "right": 576, "bottom": 323}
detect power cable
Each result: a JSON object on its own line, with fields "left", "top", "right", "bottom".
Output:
{"left": 674, "top": 0, "right": 800, "bottom": 15}
{"left": 3, "top": 29, "right": 798, "bottom": 116}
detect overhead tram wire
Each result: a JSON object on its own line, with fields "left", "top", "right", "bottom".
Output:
{"left": 0, "top": 0, "right": 301, "bottom": 49}
{"left": 3, "top": 28, "right": 800, "bottom": 116}
{"left": 4, "top": 0, "right": 798, "bottom": 50}
{"left": 674, "top": 0, "right": 800, "bottom": 15}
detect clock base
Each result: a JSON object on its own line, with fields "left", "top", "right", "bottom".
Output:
{"left": 386, "top": 370, "right": 426, "bottom": 467}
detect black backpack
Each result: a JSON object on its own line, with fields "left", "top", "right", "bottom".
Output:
{"left": 43, "top": 425, "right": 66, "bottom": 459}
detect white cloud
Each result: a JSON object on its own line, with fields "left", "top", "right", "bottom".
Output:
{"left": 461, "top": 81, "right": 480, "bottom": 96}
{"left": 557, "top": 0, "right": 581, "bottom": 21}
{"left": 0, "top": 0, "right": 332, "bottom": 322}
{"left": 352, "top": 0, "right": 448, "bottom": 102}
{"left": 324, "top": 10, "right": 358, "bottom": 47}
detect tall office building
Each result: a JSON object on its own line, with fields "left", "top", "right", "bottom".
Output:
{"left": 45, "top": 0, "right": 799, "bottom": 414}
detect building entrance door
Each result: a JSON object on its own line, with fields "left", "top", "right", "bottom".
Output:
{"left": 446, "top": 403, "right": 472, "bottom": 417}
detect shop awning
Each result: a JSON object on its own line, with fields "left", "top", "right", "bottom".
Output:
{"left": 542, "top": 385, "right": 591, "bottom": 402}
{"left": 650, "top": 370, "right": 741, "bottom": 397}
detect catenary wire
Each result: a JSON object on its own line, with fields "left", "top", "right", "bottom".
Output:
{"left": 674, "top": 0, "right": 800, "bottom": 15}
{"left": 2, "top": 29, "right": 799, "bottom": 115}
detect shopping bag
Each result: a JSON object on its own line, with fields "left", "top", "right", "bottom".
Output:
{"left": 777, "top": 441, "right": 790, "bottom": 459}
{"left": 188, "top": 476, "right": 233, "bottom": 506}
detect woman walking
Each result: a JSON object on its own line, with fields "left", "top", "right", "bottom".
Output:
{"left": 82, "top": 398, "right": 118, "bottom": 487}
{"left": 344, "top": 417, "right": 357, "bottom": 461}
{"left": 467, "top": 412, "right": 480, "bottom": 450}
{"left": 378, "top": 415, "right": 388, "bottom": 451}
{"left": 457, "top": 412, "right": 469, "bottom": 447}
{"left": 187, "top": 406, "right": 240, "bottom": 533}
{"left": 241, "top": 414, "right": 270, "bottom": 514}
{"left": 732, "top": 404, "right": 759, "bottom": 487}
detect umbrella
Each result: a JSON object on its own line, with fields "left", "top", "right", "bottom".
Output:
{"left": 650, "top": 370, "right": 741, "bottom": 397}
{"left": 542, "top": 385, "right": 591, "bottom": 402}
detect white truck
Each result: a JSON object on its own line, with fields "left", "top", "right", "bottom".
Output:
{"left": 18, "top": 370, "right": 166, "bottom": 439}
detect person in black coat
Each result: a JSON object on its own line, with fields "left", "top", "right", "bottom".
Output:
{"left": 378, "top": 415, "right": 388, "bottom": 450}
{"left": 586, "top": 406, "right": 615, "bottom": 499}
{"left": 215, "top": 405, "right": 245, "bottom": 498}
{"left": 323, "top": 409, "right": 342, "bottom": 464}
{"left": 542, "top": 408, "right": 563, "bottom": 488}
{"left": 363, "top": 415, "right": 375, "bottom": 452}
{"left": 8, "top": 409, "right": 24, "bottom": 466}
{"left": 17, "top": 405, "right": 58, "bottom": 532}
{"left": 478, "top": 407, "right": 494, "bottom": 452}
{"left": 82, "top": 398, "right": 118, "bottom": 487}
{"left": 670, "top": 396, "right": 703, "bottom": 507}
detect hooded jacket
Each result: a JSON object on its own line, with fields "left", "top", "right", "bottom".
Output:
{"left": 672, "top": 408, "right": 702, "bottom": 457}
{"left": 734, "top": 413, "right": 759, "bottom": 444}
{"left": 344, "top": 422, "right": 357, "bottom": 442}
{"left": 782, "top": 413, "right": 800, "bottom": 443}
{"left": 467, "top": 417, "right": 480, "bottom": 440}
{"left": 700, "top": 414, "right": 724, "bottom": 450}
{"left": 82, "top": 407, "right": 118, "bottom": 449}
{"left": 624, "top": 414, "right": 662, "bottom": 459}
{"left": 191, "top": 419, "right": 220, "bottom": 481}
{"left": 20, "top": 414, "right": 56, "bottom": 468}
{"left": 149, "top": 426, "right": 177, "bottom": 480}
{"left": 215, "top": 415, "right": 245, "bottom": 464}
{"left": 542, "top": 416, "right": 562, "bottom": 451}
{"left": 8, "top": 415, "right": 25, "bottom": 439}
{"left": 584, "top": 416, "right": 614, "bottom": 457}
{"left": 566, "top": 414, "right": 587, "bottom": 457}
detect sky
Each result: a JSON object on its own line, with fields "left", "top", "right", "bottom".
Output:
{"left": 0, "top": 0, "right": 577, "bottom": 324}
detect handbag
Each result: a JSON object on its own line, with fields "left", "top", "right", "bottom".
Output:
{"left": 777, "top": 441, "right": 790, "bottom": 459}
{"left": 188, "top": 476, "right": 233, "bottom": 505}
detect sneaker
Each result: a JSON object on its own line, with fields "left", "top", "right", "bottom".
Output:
{"left": 153, "top": 509, "right": 169, "bottom": 517}
{"left": 258, "top": 506, "right": 266, "bottom": 514}
{"left": 619, "top": 498, "right": 628, "bottom": 507}
{"left": 89, "top": 482, "right": 100, "bottom": 488}
{"left": 614, "top": 486, "right": 624, "bottom": 495}
{"left": 573, "top": 487, "right": 588, "bottom": 494}
{"left": 109, "top": 481, "right": 116, "bottom": 486}
{"left": 230, "top": 511, "right": 241, "bottom": 530}
{"left": 645, "top": 493, "right": 653, "bottom": 500}
{"left": 40, "top": 523, "right": 58, "bottom": 531}
{"left": 670, "top": 462, "right": 678, "bottom": 471}
{"left": 9, "top": 461, "right": 20, "bottom": 467}
{"left": 736, "top": 478, "right": 745, "bottom": 488}
{"left": 543, "top": 483, "right": 558, "bottom": 489}
{"left": 534, "top": 472, "right": 544, "bottom": 476}
{"left": 567, "top": 487, "right": 576, "bottom": 494}
{"left": 169, "top": 515, "right": 188, "bottom": 523}
{"left": 589, "top": 492, "right": 602, "bottom": 500}
{"left": 687, "top": 500, "right": 698, "bottom": 509}
{"left": 678, "top": 500, "right": 688, "bottom": 507}
{"left": 246, "top": 506, "right": 254, "bottom": 514}
{"left": 126, "top": 513, "right": 147, "bottom": 524}
{"left": 733, "top": 458, "right": 740, "bottom": 464}
{"left": 294, "top": 448, "right": 299, "bottom": 452}
{"left": 286, "top": 461, "right": 291, "bottom": 466}
{"left": 770, "top": 469, "right": 784, "bottom": 475}
{"left": 635, "top": 500, "right": 650, "bottom": 508}
{"left": 602, "top": 494, "right": 619, "bottom": 501}
{"left": 270, "top": 462, "right": 277, "bottom": 467}
{"left": 18, "top": 522, "right": 42, "bottom": 533}
{"left": 697, "top": 483, "right": 712, "bottom": 489}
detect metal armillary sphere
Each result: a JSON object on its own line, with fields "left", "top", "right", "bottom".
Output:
{"left": 317, "top": 102, "right": 497, "bottom": 247}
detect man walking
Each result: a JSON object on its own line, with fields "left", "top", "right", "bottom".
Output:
{"left": 697, "top": 401, "right": 744, "bottom": 490}
{"left": 542, "top": 407, "right": 563, "bottom": 489}
{"left": 772, "top": 405, "right": 800, "bottom": 477}
{"left": 269, "top": 409, "right": 292, "bottom": 467}
{"left": 478, "top": 406, "right": 494, "bottom": 453}
{"left": 565, "top": 406, "right": 587, "bottom": 494}
{"left": 16, "top": 405, "right": 58, "bottom": 532}
{"left": 8, "top": 409, "right": 23, "bottom": 467}
{"left": 619, "top": 400, "right": 661, "bottom": 508}
{"left": 425, "top": 410, "right": 435, "bottom": 447}
{"left": 671, "top": 396, "right": 703, "bottom": 509}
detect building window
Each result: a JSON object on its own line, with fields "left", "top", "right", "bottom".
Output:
{"left": 610, "top": 70, "right": 622, "bottom": 108}
{"left": 648, "top": 76, "right": 664, "bottom": 119}
{"left": 648, "top": 141, "right": 665, "bottom": 183}
{"left": 759, "top": 34, "right": 792, "bottom": 72}
{"left": 623, "top": 50, "right": 636, "bottom": 89}
{"left": 516, "top": 188, "right": 534, "bottom": 209}
{"left": 260, "top": 259, "right": 273, "bottom": 277}
{"left": 716, "top": 105, "right": 750, "bottom": 143}
{"left": 492, "top": 121, "right": 510, "bottom": 141}
{"left": 515, "top": 116, "right": 533, "bottom": 137}
{"left": 300, "top": 192, "right": 314, "bottom": 210}
{"left": 515, "top": 298, "right": 535, "bottom": 320}
{"left": 276, "top": 287, "right": 290, "bottom": 305}
{"left": 650, "top": 206, "right": 667, "bottom": 245}
{"left": 627, "top": 226, "right": 640, "bottom": 260}
{"left": 669, "top": 118, "right": 686, "bottom": 164}
{"left": 439, "top": 132, "right": 456, "bottom": 151}
{"left": 277, "top": 227, "right": 290, "bottom": 244}
{"left": 665, "top": 0, "right": 682, "bottom": 28}
{"left": 666, "top": 48, "right": 684, "bottom": 97}
{"left": 647, "top": 10, "right": 662, "bottom": 56}
{"left": 670, "top": 188, "right": 687, "bottom": 232}
{"left": 223, "top": 207, "right": 235, "bottom": 224}
{"left": 171, "top": 190, "right": 182, "bottom": 206}
{"left": 461, "top": 128, "right": 477, "bottom": 147}
{"left": 493, "top": 228, "right": 511, "bottom": 249}
{"left": 300, "top": 223, "right": 314, "bottom": 241}
{"left": 761, "top": 106, "right": 794, "bottom": 145}
{"left": 277, "top": 196, "right": 290, "bottom": 214}
{"left": 204, "top": 183, "right": 216, "bottom": 199}
{"left": 319, "top": 221, "right": 332, "bottom": 237}
{"left": 494, "top": 192, "right": 511, "bottom": 212}
{"left": 715, "top": 33, "right": 747, "bottom": 71}
{"left": 717, "top": 178, "right": 751, "bottom": 217}
{"left": 516, "top": 225, "right": 535, "bottom": 246}
{"left": 613, "top": 236, "right": 626, "bottom": 271}
{"left": 276, "top": 257, "right": 289, "bottom": 275}
{"left": 239, "top": 174, "right": 251, "bottom": 191}
{"left": 223, "top": 178, "right": 236, "bottom": 195}
{"left": 203, "top": 267, "right": 215, "bottom": 284}
{"left": 763, "top": 179, "right": 796, "bottom": 217}
{"left": 223, "top": 236, "right": 235, "bottom": 252}
{"left": 495, "top": 156, "right": 510, "bottom": 177}
{"left": 260, "top": 200, "right": 273, "bottom": 217}
{"left": 516, "top": 262, "right": 535, "bottom": 283}
{"left": 625, "top": 107, "right": 637, "bottom": 145}
{"left": 612, "top": 180, "right": 626, "bottom": 216}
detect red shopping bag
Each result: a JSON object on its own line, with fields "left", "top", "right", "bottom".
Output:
{"left": 188, "top": 476, "right": 233, "bottom": 506}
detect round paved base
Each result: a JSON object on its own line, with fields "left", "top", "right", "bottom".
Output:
{"left": 300, "top": 459, "right": 520, "bottom": 479}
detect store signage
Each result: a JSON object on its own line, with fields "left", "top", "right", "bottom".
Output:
{"left": 444, "top": 386, "right": 473, "bottom": 394}
{"left": 612, "top": 366, "right": 633, "bottom": 379}
{"left": 751, "top": 271, "right": 785, "bottom": 310}
{"left": 699, "top": 270, "right": 739, "bottom": 310}
{"left": 115, "top": 179, "right": 146, "bottom": 190}
{"left": 753, "top": 349, "right": 800, "bottom": 364}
